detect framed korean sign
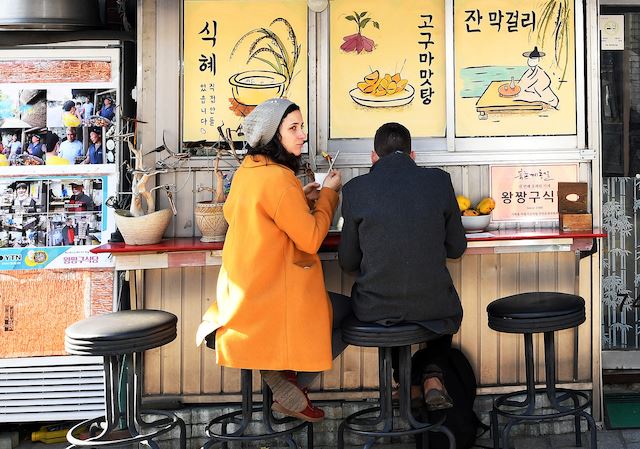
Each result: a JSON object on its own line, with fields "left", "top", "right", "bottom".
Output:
{"left": 454, "top": 0, "right": 577, "bottom": 138}
{"left": 183, "top": 0, "right": 308, "bottom": 143}
{"left": 329, "top": 0, "right": 446, "bottom": 138}
{"left": 490, "top": 164, "right": 579, "bottom": 222}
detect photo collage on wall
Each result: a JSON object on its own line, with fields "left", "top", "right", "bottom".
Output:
{"left": 0, "top": 87, "right": 117, "bottom": 166}
{"left": 0, "top": 177, "right": 104, "bottom": 249}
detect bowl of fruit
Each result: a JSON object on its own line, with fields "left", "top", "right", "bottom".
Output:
{"left": 457, "top": 195, "right": 495, "bottom": 233}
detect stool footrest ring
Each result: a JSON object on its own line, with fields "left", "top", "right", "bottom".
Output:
{"left": 493, "top": 388, "right": 592, "bottom": 421}
{"left": 204, "top": 407, "right": 310, "bottom": 443}
{"left": 66, "top": 410, "right": 183, "bottom": 447}
{"left": 342, "top": 406, "right": 446, "bottom": 438}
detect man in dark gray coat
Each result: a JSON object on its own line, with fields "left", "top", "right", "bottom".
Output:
{"left": 338, "top": 122, "right": 467, "bottom": 410}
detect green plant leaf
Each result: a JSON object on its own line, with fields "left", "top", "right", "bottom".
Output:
{"left": 360, "top": 17, "right": 371, "bottom": 28}
{"left": 354, "top": 11, "right": 360, "bottom": 19}
{"left": 360, "top": 11, "right": 367, "bottom": 17}
{"left": 345, "top": 15, "right": 355, "bottom": 21}
{"left": 373, "top": 21, "right": 380, "bottom": 29}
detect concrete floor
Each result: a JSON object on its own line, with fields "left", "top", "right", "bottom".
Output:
{"left": 9, "top": 428, "right": 640, "bottom": 449}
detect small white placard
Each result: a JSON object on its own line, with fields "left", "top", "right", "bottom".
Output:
{"left": 600, "top": 15, "right": 624, "bottom": 50}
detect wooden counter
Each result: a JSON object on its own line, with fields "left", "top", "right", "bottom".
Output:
{"left": 93, "top": 229, "right": 605, "bottom": 405}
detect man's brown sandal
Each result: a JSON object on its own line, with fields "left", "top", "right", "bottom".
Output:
{"left": 423, "top": 370, "right": 453, "bottom": 411}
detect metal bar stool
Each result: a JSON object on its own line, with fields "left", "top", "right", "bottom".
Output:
{"left": 201, "top": 332, "right": 313, "bottom": 449}
{"left": 64, "top": 309, "right": 186, "bottom": 449}
{"left": 338, "top": 315, "right": 456, "bottom": 449}
{"left": 486, "top": 292, "right": 597, "bottom": 449}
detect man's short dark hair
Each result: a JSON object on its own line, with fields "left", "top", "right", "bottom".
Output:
{"left": 374, "top": 122, "right": 412, "bottom": 157}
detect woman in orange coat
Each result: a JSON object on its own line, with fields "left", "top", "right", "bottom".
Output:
{"left": 197, "top": 98, "right": 351, "bottom": 422}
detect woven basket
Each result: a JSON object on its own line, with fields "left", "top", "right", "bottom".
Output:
{"left": 195, "top": 201, "right": 228, "bottom": 242}
{"left": 114, "top": 208, "right": 173, "bottom": 245}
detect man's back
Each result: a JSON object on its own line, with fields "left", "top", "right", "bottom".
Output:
{"left": 339, "top": 152, "right": 466, "bottom": 333}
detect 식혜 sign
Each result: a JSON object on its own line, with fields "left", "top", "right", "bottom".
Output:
{"left": 490, "top": 164, "right": 579, "bottom": 221}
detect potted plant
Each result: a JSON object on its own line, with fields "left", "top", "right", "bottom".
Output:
{"left": 112, "top": 119, "right": 177, "bottom": 245}
{"left": 194, "top": 125, "right": 243, "bottom": 242}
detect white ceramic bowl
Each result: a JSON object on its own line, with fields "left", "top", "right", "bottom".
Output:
{"left": 461, "top": 214, "right": 491, "bottom": 233}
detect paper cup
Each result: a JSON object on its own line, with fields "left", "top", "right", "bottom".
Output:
{"left": 314, "top": 172, "right": 328, "bottom": 190}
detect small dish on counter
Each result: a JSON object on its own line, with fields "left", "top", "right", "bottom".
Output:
{"left": 461, "top": 214, "right": 491, "bottom": 233}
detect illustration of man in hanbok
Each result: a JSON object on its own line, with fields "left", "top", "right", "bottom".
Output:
{"left": 517, "top": 46, "right": 559, "bottom": 109}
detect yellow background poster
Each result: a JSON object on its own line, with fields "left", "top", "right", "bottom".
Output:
{"left": 183, "top": 0, "right": 308, "bottom": 142}
{"left": 454, "top": 0, "right": 576, "bottom": 137}
{"left": 329, "top": 0, "right": 446, "bottom": 138}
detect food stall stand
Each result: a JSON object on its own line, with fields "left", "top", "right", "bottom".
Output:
{"left": 91, "top": 0, "right": 607, "bottom": 441}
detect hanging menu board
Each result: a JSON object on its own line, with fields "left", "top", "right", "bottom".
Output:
{"left": 329, "top": 0, "right": 446, "bottom": 139}
{"left": 454, "top": 0, "right": 577, "bottom": 138}
{"left": 183, "top": 0, "right": 308, "bottom": 142}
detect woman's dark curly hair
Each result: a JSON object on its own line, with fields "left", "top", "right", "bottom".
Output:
{"left": 246, "top": 103, "right": 301, "bottom": 173}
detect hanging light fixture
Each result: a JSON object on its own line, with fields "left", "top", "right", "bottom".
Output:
{"left": 307, "top": 0, "right": 328, "bottom": 13}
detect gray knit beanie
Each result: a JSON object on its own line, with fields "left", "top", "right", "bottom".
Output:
{"left": 242, "top": 98, "right": 295, "bottom": 148}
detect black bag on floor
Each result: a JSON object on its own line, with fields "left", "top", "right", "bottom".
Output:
{"left": 414, "top": 348, "right": 489, "bottom": 449}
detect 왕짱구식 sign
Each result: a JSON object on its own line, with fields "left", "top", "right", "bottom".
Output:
{"left": 490, "top": 164, "right": 578, "bottom": 221}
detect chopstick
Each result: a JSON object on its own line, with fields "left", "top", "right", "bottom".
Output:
{"left": 328, "top": 150, "right": 340, "bottom": 171}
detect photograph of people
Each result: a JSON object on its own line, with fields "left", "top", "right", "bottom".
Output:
{"left": 74, "top": 215, "right": 90, "bottom": 245}
{"left": 62, "top": 100, "right": 81, "bottom": 127}
{"left": 12, "top": 182, "right": 37, "bottom": 214}
{"left": 43, "top": 132, "right": 69, "bottom": 165}
{"left": 98, "top": 96, "right": 115, "bottom": 121}
{"left": 68, "top": 182, "right": 94, "bottom": 212}
{"left": 7, "top": 133, "right": 22, "bottom": 163}
{"left": 58, "top": 128, "right": 83, "bottom": 164}
{"left": 82, "top": 128, "right": 103, "bottom": 164}
{"left": 60, "top": 217, "right": 75, "bottom": 246}
{"left": 83, "top": 97, "right": 94, "bottom": 120}
{"left": 26, "top": 134, "right": 44, "bottom": 159}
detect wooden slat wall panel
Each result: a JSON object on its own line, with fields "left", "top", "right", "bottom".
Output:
{"left": 320, "top": 260, "right": 343, "bottom": 391}
{"left": 143, "top": 162, "right": 594, "bottom": 400}
{"left": 459, "top": 255, "right": 481, "bottom": 377}
{"left": 201, "top": 265, "right": 221, "bottom": 394}
{"left": 479, "top": 254, "right": 499, "bottom": 386}
{"left": 143, "top": 269, "right": 162, "bottom": 395}
{"left": 497, "top": 254, "right": 519, "bottom": 385}
{"left": 161, "top": 268, "right": 182, "bottom": 394}
{"left": 142, "top": 250, "right": 591, "bottom": 399}
{"left": 181, "top": 267, "right": 202, "bottom": 394}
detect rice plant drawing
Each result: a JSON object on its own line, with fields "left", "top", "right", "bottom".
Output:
{"left": 229, "top": 17, "right": 301, "bottom": 110}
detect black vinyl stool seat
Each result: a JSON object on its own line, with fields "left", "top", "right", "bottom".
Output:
{"left": 486, "top": 292, "right": 597, "bottom": 449}
{"left": 201, "top": 332, "right": 313, "bottom": 449}
{"left": 338, "top": 315, "right": 455, "bottom": 449}
{"left": 64, "top": 310, "right": 186, "bottom": 449}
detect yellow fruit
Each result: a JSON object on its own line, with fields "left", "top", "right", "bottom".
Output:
{"left": 365, "top": 70, "right": 379, "bottom": 83}
{"left": 462, "top": 209, "right": 480, "bottom": 216}
{"left": 456, "top": 195, "right": 471, "bottom": 212}
{"left": 357, "top": 81, "right": 370, "bottom": 92}
{"left": 386, "top": 81, "right": 397, "bottom": 94}
{"left": 477, "top": 197, "right": 496, "bottom": 215}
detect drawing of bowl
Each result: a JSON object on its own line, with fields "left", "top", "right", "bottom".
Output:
{"left": 229, "top": 70, "right": 287, "bottom": 106}
{"left": 349, "top": 84, "right": 415, "bottom": 108}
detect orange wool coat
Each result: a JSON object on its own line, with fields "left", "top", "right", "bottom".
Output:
{"left": 200, "top": 155, "right": 339, "bottom": 371}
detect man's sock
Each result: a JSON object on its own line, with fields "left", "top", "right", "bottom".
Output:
{"left": 261, "top": 370, "right": 307, "bottom": 412}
